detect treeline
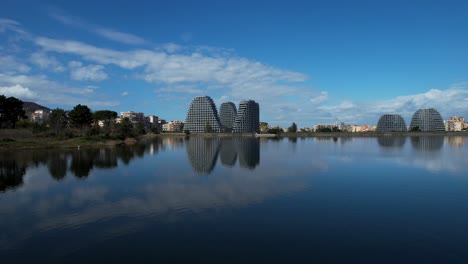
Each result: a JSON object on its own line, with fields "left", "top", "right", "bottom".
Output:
{"left": 0, "top": 95, "right": 148, "bottom": 139}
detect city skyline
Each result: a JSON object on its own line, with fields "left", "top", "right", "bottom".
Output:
{"left": 1, "top": 1, "right": 468, "bottom": 127}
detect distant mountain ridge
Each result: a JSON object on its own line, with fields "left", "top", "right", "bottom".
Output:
{"left": 23, "top": 102, "right": 51, "bottom": 116}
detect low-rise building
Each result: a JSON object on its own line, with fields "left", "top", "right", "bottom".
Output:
{"left": 446, "top": 116, "right": 465, "bottom": 131}
{"left": 163, "top": 120, "right": 184, "bottom": 132}
{"left": 120, "top": 111, "right": 144, "bottom": 123}
{"left": 31, "top": 109, "right": 51, "bottom": 124}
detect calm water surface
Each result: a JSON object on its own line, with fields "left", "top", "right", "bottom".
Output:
{"left": 1, "top": 136, "right": 468, "bottom": 263}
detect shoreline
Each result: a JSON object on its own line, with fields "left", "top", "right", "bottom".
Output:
{"left": 1, "top": 131, "right": 468, "bottom": 151}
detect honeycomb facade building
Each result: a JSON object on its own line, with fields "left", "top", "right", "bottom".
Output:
{"left": 219, "top": 102, "right": 237, "bottom": 132}
{"left": 409, "top": 108, "right": 445, "bottom": 132}
{"left": 233, "top": 100, "right": 260, "bottom": 133}
{"left": 376, "top": 114, "right": 407, "bottom": 132}
{"left": 184, "top": 96, "right": 222, "bottom": 133}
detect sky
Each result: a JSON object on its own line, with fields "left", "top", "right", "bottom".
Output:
{"left": 1, "top": 0, "right": 468, "bottom": 127}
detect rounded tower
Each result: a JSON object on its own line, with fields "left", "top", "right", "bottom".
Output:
{"left": 376, "top": 114, "right": 407, "bottom": 132}
{"left": 184, "top": 96, "right": 221, "bottom": 133}
{"left": 409, "top": 108, "right": 445, "bottom": 132}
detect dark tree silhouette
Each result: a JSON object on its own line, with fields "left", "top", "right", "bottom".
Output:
{"left": 0, "top": 95, "right": 26, "bottom": 129}
{"left": 68, "top": 104, "right": 93, "bottom": 129}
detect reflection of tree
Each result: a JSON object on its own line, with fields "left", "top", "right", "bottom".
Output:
{"left": 94, "top": 148, "right": 118, "bottom": 169}
{"left": 377, "top": 137, "right": 406, "bottom": 148}
{"left": 0, "top": 159, "right": 26, "bottom": 192}
{"left": 219, "top": 138, "right": 237, "bottom": 167}
{"left": 288, "top": 137, "right": 297, "bottom": 143}
{"left": 236, "top": 138, "right": 260, "bottom": 169}
{"left": 69, "top": 149, "right": 98, "bottom": 178}
{"left": 186, "top": 137, "right": 220, "bottom": 174}
{"left": 47, "top": 152, "right": 68, "bottom": 180}
{"left": 410, "top": 136, "right": 444, "bottom": 152}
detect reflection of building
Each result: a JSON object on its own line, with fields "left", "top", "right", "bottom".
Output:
{"left": 446, "top": 116, "right": 465, "bottom": 132}
{"left": 376, "top": 114, "right": 407, "bottom": 132}
{"left": 448, "top": 136, "right": 465, "bottom": 148}
{"left": 219, "top": 138, "right": 237, "bottom": 166}
{"left": 233, "top": 100, "right": 259, "bottom": 133}
{"left": 410, "top": 108, "right": 445, "bottom": 132}
{"left": 185, "top": 96, "right": 221, "bottom": 133}
{"left": 410, "top": 136, "right": 444, "bottom": 151}
{"left": 377, "top": 137, "right": 406, "bottom": 148}
{"left": 220, "top": 102, "right": 237, "bottom": 132}
{"left": 236, "top": 138, "right": 260, "bottom": 169}
{"left": 186, "top": 137, "right": 220, "bottom": 174}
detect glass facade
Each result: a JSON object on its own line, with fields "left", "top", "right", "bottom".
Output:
{"left": 376, "top": 114, "right": 407, "bottom": 132}
{"left": 233, "top": 100, "right": 259, "bottom": 133}
{"left": 219, "top": 102, "right": 237, "bottom": 132}
{"left": 184, "top": 96, "right": 221, "bottom": 133}
{"left": 409, "top": 108, "right": 445, "bottom": 132}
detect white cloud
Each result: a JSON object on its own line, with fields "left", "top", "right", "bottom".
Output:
{"left": 310, "top": 91, "right": 328, "bottom": 104}
{"left": 159, "top": 43, "right": 182, "bottom": 53}
{"left": 0, "top": 84, "right": 36, "bottom": 99}
{"left": 30, "top": 52, "right": 65, "bottom": 72}
{"left": 315, "top": 87, "right": 468, "bottom": 125}
{"left": 0, "top": 73, "right": 119, "bottom": 107}
{"left": 121, "top": 91, "right": 129, "bottom": 96}
{"left": 94, "top": 28, "right": 146, "bottom": 45}
{"left": 0, "top": 55, "right": 30, "bottom": 73}
{"left": 69, "top": 61, "right": 108, "bottom": 81}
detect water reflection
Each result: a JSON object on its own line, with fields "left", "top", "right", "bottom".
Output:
{"left": 187, "top": 137, "right": 260, "bottom": 174}
{"left": 410, "top": 136, "right": 444, "bottom": 152}
{"left": 377, "top": 136, "right": 406, "bottom": 148}
{"left": 447, "top": 136, "right": 465, "bottom": 148}
{"left": 0, "top": 157, "right": 26, "bottom": 192}
{"left": 186, "top": 137, "right": 220, "bottom": 174}
{"left": 0, "top": 138, "right": 169, "bottom": 192}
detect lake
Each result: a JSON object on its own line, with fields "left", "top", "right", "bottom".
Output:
{"left": 1, "top": 136, "right": 468, "bottom": 263}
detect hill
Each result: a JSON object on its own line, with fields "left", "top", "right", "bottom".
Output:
{"left": 22, "top": 102, "right": 51, "bottom": 116}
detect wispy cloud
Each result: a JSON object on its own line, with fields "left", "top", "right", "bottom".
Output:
{"left": 69, "top": 61, "right": 108, "bottom": 81}
{"left": 0, "top": 54, "right": 31, "bottom": 73}
{"left": 49, "top": 8, "right": 147, "bottom": 45}
{"left": 30, "top": 52, "right": 65, "bottom": 72}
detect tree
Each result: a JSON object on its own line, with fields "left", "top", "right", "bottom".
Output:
{"left": 49, "top": 108, "right": 68, "bottom": 135}
{"left": 410, "top": 126, "right": 421, "bottom": 132}
{"left": 288, "top": 122, "right": 297, "bottom": 133}
{"left": 117, "top": 117, "right": 134, "bottom": 138}
{"left": 68, "top": 104, "right": 93, "bottom": 129}
{"left": 93, "top": 110, "right": 117, "bottom": 135}
{"left": 0, "top": 95, "right": 27, "bottom": 129}
{"left": 133, "top": 122, "right": 146, "bottom": 136}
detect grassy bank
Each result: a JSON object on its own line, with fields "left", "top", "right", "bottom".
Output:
{"left": 0, "top": 129, "right": 124, "bottom": 150}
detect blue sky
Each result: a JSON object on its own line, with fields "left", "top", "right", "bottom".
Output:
{"left": 1, "top": 0, "right": 468, "bottom": 127}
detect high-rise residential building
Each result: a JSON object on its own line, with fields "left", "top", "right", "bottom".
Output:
{"left": 233, "top": 100, "right": 259, "bottom": 133}
{"left": 409, "top": 108, "right": 445, "bottom": 132}
{"left": 219, "top": 102, "right": 237, "bottom": 132}
{"left": 376, "top": 114, "right": 407, "bottom": 132}
{"left": 185, "top": 96, "right": 221, "bottom": 133}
